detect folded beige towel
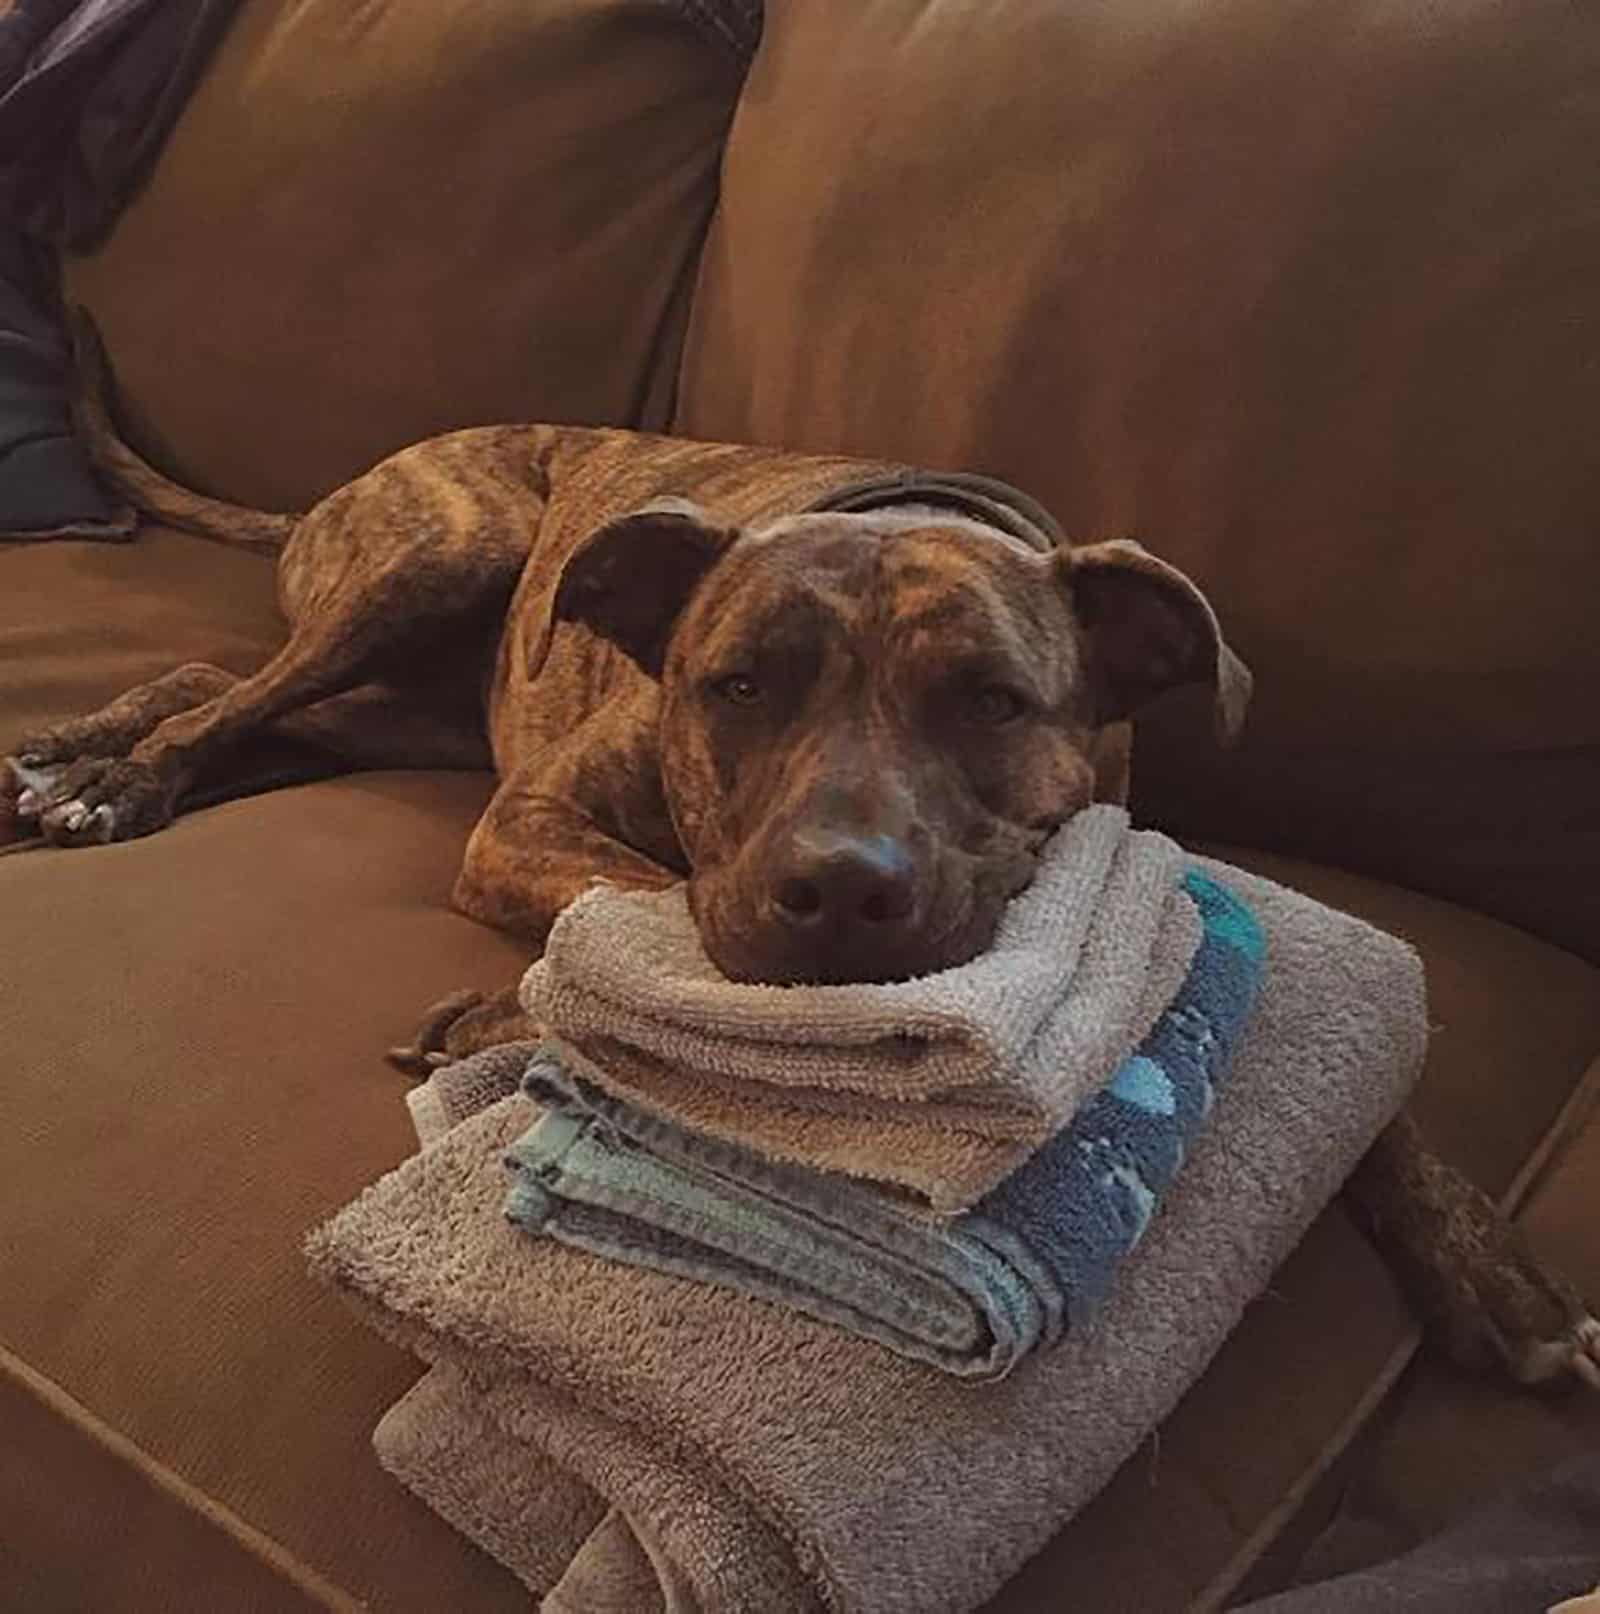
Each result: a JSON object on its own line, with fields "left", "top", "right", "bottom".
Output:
{"left": 310, "top": 862, "right": 1426, "bottom": 1614}
{"left": 524, "top": 805, "right": 1202, "bottom": 1212}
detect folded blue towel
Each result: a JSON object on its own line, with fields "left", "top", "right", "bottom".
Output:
{"left": 504, "top": 869, "right": 1265, "bottom": 1379}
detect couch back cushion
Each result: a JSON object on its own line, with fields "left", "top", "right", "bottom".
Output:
{"left": 677, "top": 0, "right": 1600, "bottom": 961}
{"left": 62, "top": 0, "right": 748, "bottom": 512}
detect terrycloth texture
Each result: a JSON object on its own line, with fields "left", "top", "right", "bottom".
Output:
{"left": 524, "top": 805, "right": 1204, "bottom": 1213}
{"left": 505, "top": 869, "right": 1264, "bottom": 1378}
{"left": 407, "top": 1042, "right": 533, "bottom": 1151}
{"left": 379, "top": 1367, "right": 706, "bottom": 1614}
{"left": 372, "top": 1361, "right": 606, "bottom": 1597}
{"left": 545, "top": 1506, "right": 705, "bottom": 1614}
{"left": 310, "top": 860, "right": 1426, "bottom": 1614}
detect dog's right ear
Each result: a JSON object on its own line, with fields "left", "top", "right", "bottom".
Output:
{"left": 527, "top": 499, "right": 739, "bottom": 682}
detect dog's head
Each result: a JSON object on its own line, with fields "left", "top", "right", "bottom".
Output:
{"left": 547, "top": 499, "right": 1250, "bottom": 984}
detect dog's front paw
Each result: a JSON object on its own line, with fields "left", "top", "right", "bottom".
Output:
{"left": 2, "top": 757, "right": 41, "bottom": 844}
{"left": 4, "top": 755, "right": 71, "bottom": 844}
{"left": 32, "top": 756, "right": 176, "bottom": 847}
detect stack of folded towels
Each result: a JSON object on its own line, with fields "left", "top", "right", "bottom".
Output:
{"left": 308, "top": 806, "right": 1428, "bottom": 1614}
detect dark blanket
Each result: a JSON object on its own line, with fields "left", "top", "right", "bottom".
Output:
{"left": 0, "top": 0, "right": 240, "bottom": 539}
{"left": 0, "top": 228, "right": 129, "bottom": 539}
{"left": 1241, "top": 1451, "right": 1600, "bottom": 1614}
{"left": 0, "top": 0, "right": 238, "bottom": 248}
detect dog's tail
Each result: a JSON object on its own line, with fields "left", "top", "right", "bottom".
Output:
{"left": 70, "top": 309, "right": 297, "bottom": 554}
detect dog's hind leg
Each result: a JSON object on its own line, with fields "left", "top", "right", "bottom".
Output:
{"left": 1347, "top": 1111, "right": 1600, "bottom": 1389}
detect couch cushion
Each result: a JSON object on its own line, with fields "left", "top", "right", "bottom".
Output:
{"left": 1, "top": 776, "right": 1595, "bottom": 1609}
{"left": 4, "top": 526, "right": 1597, "bottom": 1607}
{"left": 0, "top": 772, "right": 536, "bottom": 1611}
{"left": 0, "top": 1349, "right": 347, "bottom": 1613}
{"left": 0, "top": 525, "right": 282, "bottom": 752}
{"left": 61, "top": 0, "right": 746, "bottom": 511}
{"left": 1301, "top": 1054, "right": 1600, "bottom": 1577}
{"left": 676, "top": 0, "right": 1600, "bottom": 964}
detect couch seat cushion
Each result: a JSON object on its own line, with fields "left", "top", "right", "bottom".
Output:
{"left": 1, "top": 527, "right": 282, "bottom": 753}
{"left": 4, "top": 526, "right": 1598, "bottom": 1608}
{"left": 1, "top": 778, "right": 1594, "bottom": 1609}
{"left": 1, "top": 771, "right": 534, "bottom": 1611}
{"left": 1298, "top": 1053, "right": 1600, "bottom": 1582}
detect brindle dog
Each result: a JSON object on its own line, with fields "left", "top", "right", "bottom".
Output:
{"left": 5, "top": 338, "right": 1596, "bottom": 1390}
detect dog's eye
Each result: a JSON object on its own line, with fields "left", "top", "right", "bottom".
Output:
{"left": 711, "top": 672, "right": 763, "bottom": 707}
{"left": 966, "top": 684, "right": 1027, "bottom": 726}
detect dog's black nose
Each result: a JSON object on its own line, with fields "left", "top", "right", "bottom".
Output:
{"left": 771, "top": 831, "right": 919, "bottom": 932}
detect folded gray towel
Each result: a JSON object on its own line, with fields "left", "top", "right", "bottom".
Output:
{"left": 525, "top": 805, "right": 1202, "bottom": 1212}
{"left": 406, "top": 1040, "right": 532, "bottom": 1150}
{"left": 312, "top": 860, "right": 1426, "bottom": 1614}
{"left": 374, "top": 1366, "right": 704, "bottom": 1613}
{"left": 505, "top": 867, "right": 1265, "bottom": 1379}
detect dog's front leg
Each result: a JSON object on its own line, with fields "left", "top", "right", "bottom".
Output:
{"left": 1345, "top": 1110, "right": 1600, "bottom": 1388}
{"left": 452, "top": 728, "right": 685, "bottom": 943}
{"left": 392, "top": 712, "right": 686, "bottom": 1071}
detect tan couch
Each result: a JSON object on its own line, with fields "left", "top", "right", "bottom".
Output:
{"left": 4, "top": 1, "right": 1598, "bottom": 1608}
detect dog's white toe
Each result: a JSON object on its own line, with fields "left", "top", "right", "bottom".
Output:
{"left": 1503, "top": 1312, "right": 1600, "bottom": 1389}
{"left": 1570, "top": 1316, "right": 1600, "bottom": 1390}
{"left": 40, "top": 798, "right": 117, "bottom": 846}
{"left": 7, "top": 758, "right": 63, "bottom": 818}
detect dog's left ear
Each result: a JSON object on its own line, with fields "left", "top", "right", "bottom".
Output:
{"left": 1059, "top": 539, "right": 1253, "bottom": 742}
{"left": 529, "top": 499, "right": 739, "bottom": 680}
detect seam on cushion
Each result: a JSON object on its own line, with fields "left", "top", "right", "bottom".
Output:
{"left": 0, "top": 1339, "right": 363, "bottom": 1614}
{"left": 1193, "top": 1329, "right": 1421, "bottom": 1614}
{"left": 1503, "top": 1051, "right": 1600, "bottom": 1216}
{"left": 1194, "top": 1047, "right": 1600, "bottom": 1609}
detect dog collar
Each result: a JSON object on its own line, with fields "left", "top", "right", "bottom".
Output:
{"left": 807, "top": 469, "right": 1064, "bottom": 555}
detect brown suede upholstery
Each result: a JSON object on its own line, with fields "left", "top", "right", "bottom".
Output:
{"left": 62, "top": 0, "right": 744, "bottom": 511}
{"left": 7, "top": 0, "right": 1600, "bottom": 1602}
{"left": 0, "top": 768, "right": 532, "bottom": 1613}
{"left": 677, "top": 0, "right": 1600, "bottom": 964}
{"left": 0, "top": 526, "right": 282, "bottom": 749}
